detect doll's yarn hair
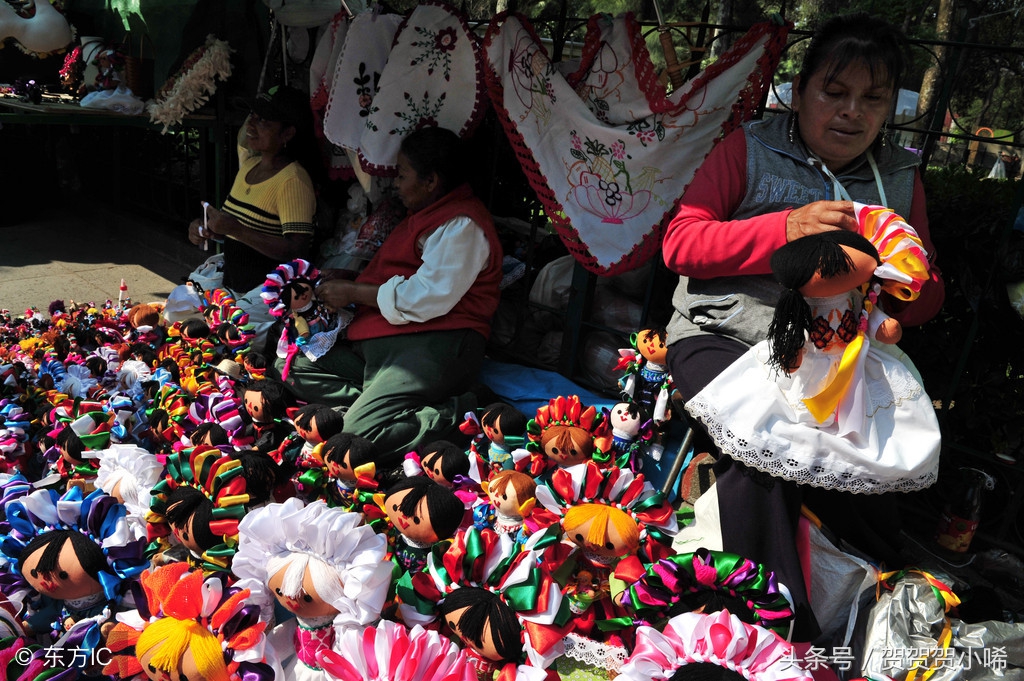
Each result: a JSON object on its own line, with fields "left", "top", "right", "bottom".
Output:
{"left": 55, "top": 426, "right": 85, "bottom": 462}
{"left": 266, "top": 551, "right": 345, "bottom": 611}
{"left": 294, "top": 404, "right": 345, "bottom": 440}
{"left": 165, "top": 486, "right": 220, "bottom": 552}
{"left": 233, "top": 450, "right": 281, "bottom": 506}
{"left": 438, "top": 586, "right": 522, "bottom": 664}
{"left": 136, "top": 616, "right": 228, "bottom": 681}
{"left": 179, "top": 318, "right": 211, "bottom": 342}
{"left": 481, "top": 403, "right": 527, "bottom": 439}
{"left": 323, "top": 432, "right": 378, "bottom": 469}
{"left": 191, "top": 422, "right": 229, "bottom": 447}
{"left": 563, "top": 503, "right": 640, "bottom": 555}
{"left": 85, "top": 355, "right": 107, "bottom": 378}
{"left": 670, "top": 662, "right": 747, "bottom": 681}
{"left": 420, "top": 440, "right": 470, "bottom": 483}
{"left": 488, "top": 470, "right": 536, "bottom": 505}
{"left": 384, "top": 476, "right": 463, "bottom": 540}
{"left": 19, "top": 530, "right": 107, "bottom": 582}
{"left": 540, "top": 424, "right": 594, "bottom": 461}
{"left": 767, "top": 230, "right": 880, "bottom": 374}
{"left": 244, "top": 379, "right": 289, "bottom": 421}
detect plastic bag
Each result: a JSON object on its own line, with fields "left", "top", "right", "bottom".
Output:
{"left": 187, "top": 253, "right": 225, "bottom": 294}
{"left": 164, "top": 282, "right": 203, "bottom": 323}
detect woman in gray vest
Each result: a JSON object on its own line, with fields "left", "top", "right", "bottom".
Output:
{"left": 662, "top": 14, "right": 945, "bottom": 640}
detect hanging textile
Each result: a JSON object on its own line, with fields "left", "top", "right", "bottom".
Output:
{"left": 359, "top": 1, "right": 488, "bottom": 175}
{"left": 323, "top": 10, "right": 404, "bottom": 156}
{"left": 310, "top": 10, "right": 352, "bottom": 180}
{"left": 484, "top": 13, "right": 789, "bottom": 276}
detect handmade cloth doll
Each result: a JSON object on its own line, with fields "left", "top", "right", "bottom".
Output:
{"left": 686, "top": 205, "right": 940, "bottom": 494}
{"left": 404, "top": 440, "right": 470, "bottom": 488}
{"left": 529, "top": 460, "right": 679, "bottom": 642}
{"left": 0, "top": 487, "right": 148, "bottom": 658}
{"left": 514, "top": 395, "right": 614, "bottom": 478}
{"left": 606, "top": 401, "right": 652, "bottom": 472}
{"left": 320, "top": 432, "right": 389, "bottom": 510}
{"left": 317, "top": 619, "right": 477, "bottom": 681}
{"left": 403, "top": 526, "right": 571, "bottom": 679}
{"left": 95, "top": 443, "right": 164, "bottom": 542}
{"left": 460, "top": 402, "right": 527, "bottom": 474}
{"left": 242, "top": 379, "right": 295, "bottom": 455}
{"left": 619, "top": 548, "right": 795, "bottom": 638}
{"left": 262, "top": 259, "right": 352, "bottom": 381}
{"left": 613, "top": 610, "right": 812, "bottom": 681}
{"left": 102, "top": 562, "right": 280, "bottom": 681}
{"left": 616, "top": 327, "right": 675, "bottom": 461}
{"left": 147, "top": 445, "right": 250, "bottom": 574}
{"left": 233, "top": 498, "right": 392, "bottom": 681}
{"left": 473, "top": 469, "right": 536, "bottom": 540}
{"left": 275, "top": 404, "right": 345, "bottom": 496}
{"left": 376, "top": 475, "right": 464, "bottom": 577}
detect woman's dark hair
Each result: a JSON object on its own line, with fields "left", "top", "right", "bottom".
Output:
{"left": 669, "top": 662, "right": 747, "bottom": 681}
{"left": 191, "top": 422, "right": 229, "bottom": 447}
{"left": 294, "top": 404, "right": 345, "bottom": 440}
{"left": 798, "top": 13, "right": 906, "bottom": 96}
{"left": 19, "top": 530, "right": 107, "bottom": 582}
{"left": 438, "top": 587, "right": 522, "bottom": 664}
{"left": 420, "top": 440, "right": 470, "bottom": 483}
{"left": 267, "top": 85, "right": 328, "bottom": 192}
{"left": 481, "top": 403, "right": 527, "bottom": 439}
{"left": 767, "top": 230, "right": 880, "bottom": 373}
{"left": 383, "top": 475, "right": 463, "bottom": 540}
{"left": 56, "top": 426, "right": 84, "bottom": 462}
{"left": 165, "top": 486, "right": 220, "bottom": 552}
{"left": 399, "top": 127, "right": 467, "bottom": 195}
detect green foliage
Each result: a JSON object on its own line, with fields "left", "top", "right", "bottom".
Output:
{"left": 900, "top": 167, "right": 1024, "bottom": 459}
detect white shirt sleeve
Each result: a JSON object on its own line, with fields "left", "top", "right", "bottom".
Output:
{"left": 376, "top": 215, "right": 491, "bottom": 325}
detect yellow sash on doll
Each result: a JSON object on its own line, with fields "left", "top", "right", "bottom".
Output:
{"left": 803, "top": 332, "right": 865, "bottom": 423}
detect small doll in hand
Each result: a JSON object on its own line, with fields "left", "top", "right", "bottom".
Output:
{"left": 233, "top": 498, "right": 392, "bottom": 681}
{"left": 262, "top": 259, "right": 352, "bottom": 381}
{"left": 687, "top": 206, "right": 940, "bottom": 494}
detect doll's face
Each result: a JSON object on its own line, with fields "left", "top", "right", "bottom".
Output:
{"left": 327, "top": 449, "right": 355, "bottom": 484}
{"left": 138, "top": 638, "right": 207, "bottom": 681}
{"left": 444, "top": 606, "right": 503, "bottom": 663}
{"left": 482, "top": 414, "right": 502, "bottom": 444}
{"left": 637, "top": 330, "right": 667, "bottom": 364}
{"left": 422, "top": 454, "right": 451, "bottom": 487}
{"left": 21, "top": 540, "right": 103, "bottom": 601}
{"left": 489, "top": 482, "right": 522, "bottom": 519}
{"left": 167, "top": 505, "right": 205, "bottom": 556}
{"left": 268, "top": 564, "right": 340, "bottom": 620}
{"left": 542, "top": 426, "right": 591, "bottom": 467}
{"left": 565, "top": 512, "right": 633, "bottom": 560}
{"left": 385, "top": 488, "right": 439, "bottom": 544}
{"left": 288, "top": 283, "right": 315, "bottom": 311}
{"left": 243, "top": 390, "right": 268, "bottom": 424}
{"left": 295, "top": 417, "right": 322, "bottom": 446}
{"left": 610, "top": 403, "right": 642, "bottom": 438}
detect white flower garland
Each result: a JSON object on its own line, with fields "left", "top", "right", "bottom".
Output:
{"left": 147, "top": 34, "right": 233, "bottom": 133}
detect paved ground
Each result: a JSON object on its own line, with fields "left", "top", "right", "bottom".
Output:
{"left": 0, "top": 207, "right": 200, "bottom": 314}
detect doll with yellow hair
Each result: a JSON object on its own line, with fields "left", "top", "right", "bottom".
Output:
{"left": 529, "top": 460, "right": 678, "bottom": 644}
{"left": 103, "top": 561, "right": 281, "bottom": 681}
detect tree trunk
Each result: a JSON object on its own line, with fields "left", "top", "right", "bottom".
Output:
{"left": 916, "top": 0, "right": 954, "bottom": 145}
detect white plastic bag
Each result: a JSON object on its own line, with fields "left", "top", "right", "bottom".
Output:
{"left": 187, "top": 253, "right": 225, "bottom": 293}
{"left": 164, "top": 282, "right": 204, "bottom": 324}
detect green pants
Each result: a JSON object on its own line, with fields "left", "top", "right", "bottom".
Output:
{"left": 278, "top": 329, "right": 485, "bottom": 457}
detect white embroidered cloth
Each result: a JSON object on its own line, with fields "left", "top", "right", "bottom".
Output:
{"left": 484, "top": 14, "right": 788, "bottom": 275}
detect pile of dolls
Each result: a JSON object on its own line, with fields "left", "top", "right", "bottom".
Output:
{"left": 0, "top": 268, "right": 812, "bottom": 681}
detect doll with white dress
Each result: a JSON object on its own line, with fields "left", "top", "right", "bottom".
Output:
{"left": 686, "top": 204, "right": 940, "bottom": 494}
{"left": 233, "top": 497, "right": 392, "bottom": 681}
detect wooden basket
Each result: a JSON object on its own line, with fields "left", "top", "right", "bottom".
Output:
{"left": 122, "top": 33, "right": 154, "bottom": 100}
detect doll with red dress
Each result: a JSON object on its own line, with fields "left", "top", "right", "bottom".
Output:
{"left": 513, "top": 395, "right": 614, "bottom": 478}
{"left": 233, "top": 498, "right": 392, "bottom": 681}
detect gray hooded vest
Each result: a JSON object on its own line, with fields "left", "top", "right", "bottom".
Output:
{"left": 666, "top": 114, "right": 921, "bottom": 348}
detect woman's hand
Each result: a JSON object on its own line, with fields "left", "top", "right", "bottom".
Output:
{"left": 786, "top": 200, "right": 858, "bottom": 242}
{"left": 188, "top": 218, "right": 206, "bottom": 246}
{"left": 316, "top": 280, "right": 380, "bottom": 311}
{"left": 204, "top": 205, "right": 234, "bottom": 238}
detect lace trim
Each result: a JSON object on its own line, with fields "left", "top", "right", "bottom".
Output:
{"left": 561, "top": 632, "right": 628, "bottom": 671}
{"left": 687, "top": 395, "right": 937, "bottom": 494}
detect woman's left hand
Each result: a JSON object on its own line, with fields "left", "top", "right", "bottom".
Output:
{"left": 316, "top": 279, "right": 379, "bottom": 311}
{"left": 204, "top": 205, "right": 234, "bottom": 238}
